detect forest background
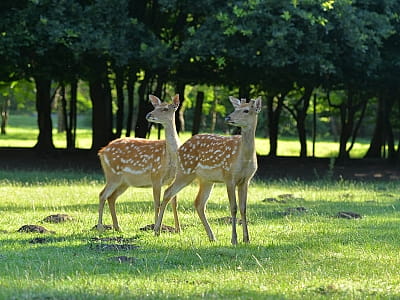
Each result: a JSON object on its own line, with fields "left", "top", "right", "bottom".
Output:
{"left": 1, "top": 0, "right": 400, "bottom": 163}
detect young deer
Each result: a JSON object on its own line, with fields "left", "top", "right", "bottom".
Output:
{"left": 96, "top": 94, "right": 181, "bottom": 232}
{"left": 154, "top": 96, "right": 262, "bottom": 244}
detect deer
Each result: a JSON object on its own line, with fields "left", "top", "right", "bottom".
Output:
{"left": 96, "top": 94, "right": 181, "bottom": 233}
{"left": 154, "top": 96, "right": 262, "bottom": 244}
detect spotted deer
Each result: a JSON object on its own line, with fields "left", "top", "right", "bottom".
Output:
{"left": 154, "top": 96, "right": 262, "bottom": 244}
{"left": 96, "top": 94, "right": 181, "bottom": 232}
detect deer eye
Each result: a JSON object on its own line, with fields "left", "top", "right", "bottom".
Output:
{"left": 162, "top": 108, "right": 169, "bottom": 112}
{"left": 243, "top": 109, "right": 249, "bottom": 113}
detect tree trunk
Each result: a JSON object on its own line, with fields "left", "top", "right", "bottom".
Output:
{"left": 154, "top": 75, "right": 165, "bottom": 139}
{"left": 192, "top": 91, "right": 204, "bottom": 136}
{"left": 284, "top": 86, "right": 313, "bottom": 158}
{"left": 312, "top": 93, "right": 317, "bottom": 157}
{"left": 60, "top": 84, "right": 70, "bottom": 142}
{"left": 210, "top": 89, "right": 218, "bottom": 133}
{"left": 298, "top": 87, "right": 313, "bottom": 157}
{"left": 297, "top": 119, "right": 307, "bottom": 158}
{"left": 57, "top": 86, "right": 65, "bottom": 133}
{"left": 1, "top": 96, "right": 9, "bottom": 135}
{"left": 126, "top": 70, "right": 136, "bottom": 137}
{"left": 69, "top": 80, "right": 78, "bottom": 149}
{"left": 104, "top": 71, "right": 114, "bottom": 139}
{"left": 386, "top": 119, "right": 395, "bottom": 160}
{"left": 338, "top": 121, "right": 351, "bottom": 159}
{"left": 175, "top": 81, "right": 185, "bottom": 133}
{"left": 34, "top": 77, "right": 54, "bottom": 151}
{"left": 115, "top": 67, "right": 124, "bottom": 138}
{"left": 135, "top": 73, "right": 151, "bottom": 138}
{"left": 90, "top": 77, "right": 113, "bottom": 150}
{"left": 337, "top": 101, "right": 355, "bottom": 160}
{"left": 365, "top": 95, "right": 394, "bottom": 158}
{"left": 267, "top": 94, "right": 285, "bottom": 157}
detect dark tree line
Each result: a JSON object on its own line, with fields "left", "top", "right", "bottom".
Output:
{"left": 0, "top": 0, "right": 400, "bottom": 160}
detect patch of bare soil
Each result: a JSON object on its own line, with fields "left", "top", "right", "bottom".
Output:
{"left": 139, "top": 224, "right": 176, "bottom": 233}
{"left": 91, "top": 224, "right": 113, "bottom": 231}
{"left": 215, "top": 216, "right": 244, "bottom": 225}
{"left": 89, "top": 236, "right": 140, "bottom": 251}
{"left": 42, "top": 214, "right": 73, "bottom": 223}
{"left": 17, "top": 225, "right": 55, "bottom": 234}
{"left": 274, "top": 207, "right": 309, "bottom": 216}
{"left": 29, "top": 237, "right": 50, "bottom": 244}
{"left": 90, "top": 244, "right": 139, "bottom": 251}
{"left": 90, "top": 236, "right": 138, "bottom": 243}
{"left": 262, "top": 194, "right": 305, "bottom": 203}
{"left": 336, "top": 211, "right": 362, "bottom": 219}
{"left": 262, "top": 197, "right": 287, "bottom": 203}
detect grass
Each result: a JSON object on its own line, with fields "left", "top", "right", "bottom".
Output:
{"left": 1, "top": 113, "right": 370, "bottom": 158}
{"left": 0, "top": 169, "right": 400, "bottom": 299}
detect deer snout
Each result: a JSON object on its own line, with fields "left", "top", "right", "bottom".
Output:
{"left": 225, "top": 116, "right": 234, "bottom": 124}
{"left": 146, "top": 112, "right": 153, "bottom": 121}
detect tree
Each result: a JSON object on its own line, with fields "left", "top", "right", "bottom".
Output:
{"left": 365, "top": 0, "right": 400, "bottom": 159}
{"left": 323, "top": 0, "right": 394, "bottom": 159}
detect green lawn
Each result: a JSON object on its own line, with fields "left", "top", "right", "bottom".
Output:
{"left": 0, "top": 170, "right": 399, "bottom": 299}
{"left": 1, "top": 113, "right": 370, "bottom": 158}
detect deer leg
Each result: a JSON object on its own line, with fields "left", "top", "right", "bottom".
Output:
{"left": 152, "top": 182, "right": 162, "bottom": 225}
{"left": 107, "top": 184, "right": 128, "bottom": 231}
{"left": 226, "top": 182, "right": 238, "bottom": 245}
{"left": 194, "top": 181, "right": 215, "bottom": 242}
{"left": 170, "top": 196, "right": 181, "bottom": 233}
{"left": 97, "top": 183, "right": 118, "bottom": 231}
{"left": 238, "top": 182, "right": 250, "bottom": 243}
{"left": 154, "top": 173, "right": 195, "bottom": 236}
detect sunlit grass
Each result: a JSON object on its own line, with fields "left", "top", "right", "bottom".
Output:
{"left": 0, "top": 170, "right": 400, "bottom": 299}
{"left": 1, "top": 113, "right": 370, "bottom": 157}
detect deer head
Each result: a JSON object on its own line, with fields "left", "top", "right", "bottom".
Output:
{"left": 225, "top": 96, "right": 262, "bottom": 128}
{"left": 146, "top": 94, "right": 180, "bottom": 125}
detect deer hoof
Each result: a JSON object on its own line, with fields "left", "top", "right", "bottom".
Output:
{"left": 96, "top": 224, "right": 105, "bottom": 232}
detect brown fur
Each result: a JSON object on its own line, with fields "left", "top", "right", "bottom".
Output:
{"left": 154, "top": 96, "right": 262, "bottom": 244}
{"left": 96, "top": 95, "right": 181, "bottom": 232}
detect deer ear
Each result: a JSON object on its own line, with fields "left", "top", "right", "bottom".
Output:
{"left": 171, "top": 94, "right": 180, "bottom": 110}
{"left": 149, "top": 95, "right": 162, "bottom": 107}
{"left": 229, "top": 96, "right": 241, "bottom": 108}
{"left": 251, "top": 97, "right": 262, "bottom": 113}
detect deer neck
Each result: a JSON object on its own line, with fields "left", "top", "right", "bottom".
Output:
{"left": 163, "top": 117, "right": 180, "bottom": 154}
{"left": 238, "top": 118, "right": 257, "bottom": 162}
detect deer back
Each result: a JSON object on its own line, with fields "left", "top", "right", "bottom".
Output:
{"left": 99, "top": 138, "right": 174, "bottom": 186}
{"left": 177, "top": 134, "right": 242, "bottom": 176}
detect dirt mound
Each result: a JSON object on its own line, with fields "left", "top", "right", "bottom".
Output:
{"left": 43, "top": 214, "right": 73, "bottom": 223}
{"left": 139, "top": 224, "right": 176, "bottom": 233}
{"left": 17, "top": 225, "right": 55, "bottom": 234}
{"left": 336, "top": 211, "right": 362, "bottom": 219}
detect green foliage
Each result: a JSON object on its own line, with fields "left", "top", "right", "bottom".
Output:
{"left": 0, "top": 80, "right": 35, "bottom": 111}
{"left": 1, "top": 0, "right": 400, "bottom": 156}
